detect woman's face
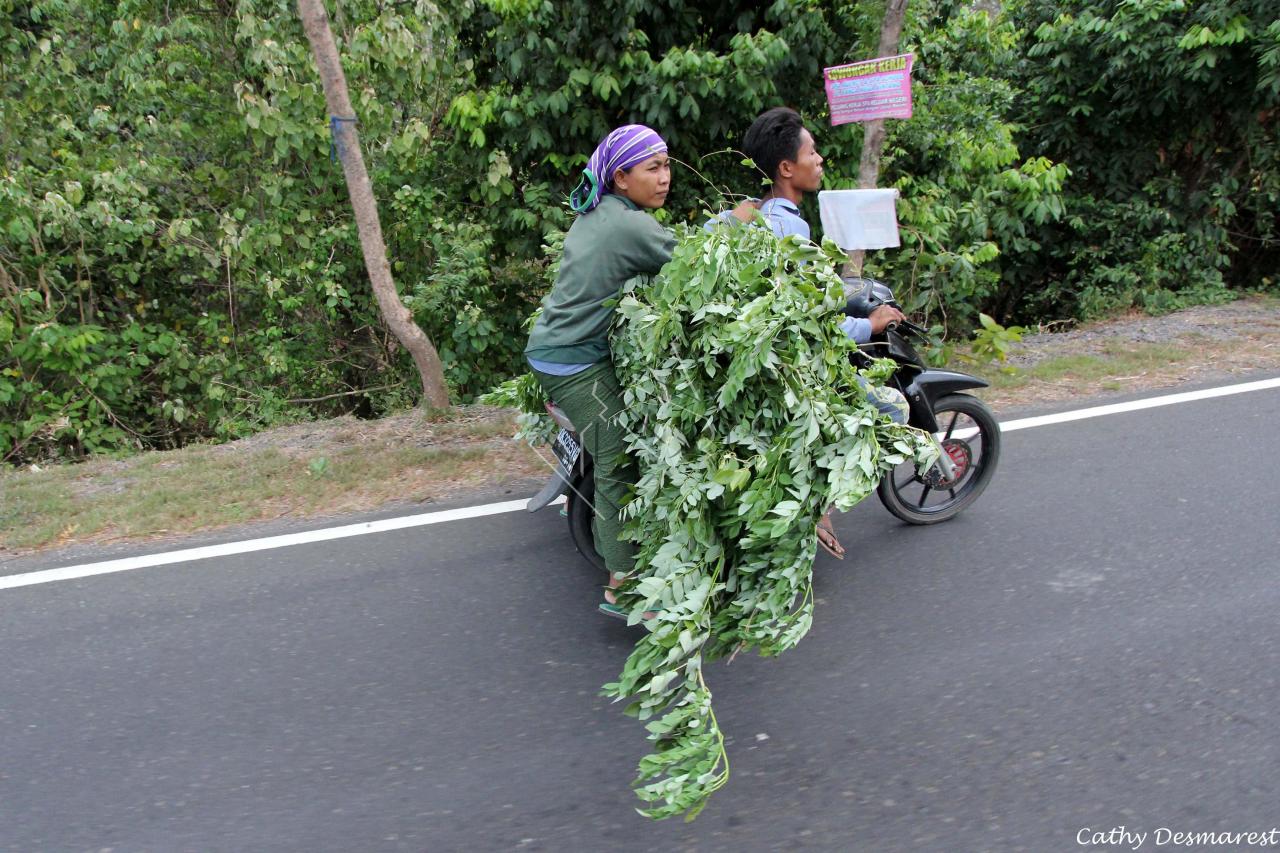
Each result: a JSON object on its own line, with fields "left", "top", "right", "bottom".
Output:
{"left": 613, "top": 153, "right": 671, "bottom": 209}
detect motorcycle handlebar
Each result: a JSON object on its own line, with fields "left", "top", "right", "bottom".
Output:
{"left": 884, "top": 318, "right": 929, "bottom": 338}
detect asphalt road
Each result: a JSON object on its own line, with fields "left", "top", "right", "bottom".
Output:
{"left": 2, "top": 380, "right": 1278, "bottom": 853}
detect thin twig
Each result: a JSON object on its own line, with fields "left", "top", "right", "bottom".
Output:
{"left": 0, "top": 258, "right": 22, "bottom": 327}
{"left": 226, "top": 255, "right": 236, "bottom": 338}
{"left": 283, "top": 382, "right": 404, "bottom": 404}
{"left": 74, "top": 377, "right": 155, "bottom": 440}
{"left": 1, "top": 402, "right": 71, "bottom": 465}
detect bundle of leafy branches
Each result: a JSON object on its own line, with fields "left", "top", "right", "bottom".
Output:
{"left": 485, "top": 218, "right": 940, "bottom": 817}
{"left": 585, "top": 221, "right": 933, "bottom": 819}
{"left": 486, "top": 221, "right": 939, "bottom": 817}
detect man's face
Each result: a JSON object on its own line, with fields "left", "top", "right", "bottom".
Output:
{"left": 784, "top": 128, "right": 824, "bottom": 193}
{"left": 613, "top": 154, "right": 672, "bottom": 209}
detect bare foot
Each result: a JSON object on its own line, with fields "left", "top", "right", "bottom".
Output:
{"left": 604, "top": 574, "right": 622, "bottom": 605}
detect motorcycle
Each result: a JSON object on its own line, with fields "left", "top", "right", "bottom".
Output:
{"left": 527, "top": 276, "right": 1001, "bottom": 570}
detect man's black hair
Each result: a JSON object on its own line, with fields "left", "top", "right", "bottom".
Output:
{"left": 742, "top": 107, "right": 806, "bottom": 184}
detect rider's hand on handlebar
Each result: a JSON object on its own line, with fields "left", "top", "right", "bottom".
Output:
{"left": 869, "top": 304, "right": 906, "bottom": 334}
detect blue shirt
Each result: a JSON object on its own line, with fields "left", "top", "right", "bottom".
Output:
{"left": 757, "top": 197, "right": 810, "bottom": 241}
{"left": 528, "top": 358, "right": 592, "bottom": 376}
{"left": 708, "top": 197, "right": 810, "bottom": 241}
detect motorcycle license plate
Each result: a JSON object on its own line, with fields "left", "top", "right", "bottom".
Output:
{"left": 553, "top": 429, "right": 581, "bottom": 469}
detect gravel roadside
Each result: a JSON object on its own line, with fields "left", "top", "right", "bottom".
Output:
{"left": 971, "top": 295, "right": 1280, "bottom": 412}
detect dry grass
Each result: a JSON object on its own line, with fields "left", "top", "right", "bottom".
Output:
{"left": 1, "top": 406, "right": 548, "bottom": 554}
{"left": 967, "top": 319, "right": 1280, "bottom": 412}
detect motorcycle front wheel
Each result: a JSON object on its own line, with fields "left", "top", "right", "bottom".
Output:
{"left": 877, "top": 393, "right": 1000, "bottom": 524}
{"left": 565, "top": 465, "right": 608, "bottom": 572}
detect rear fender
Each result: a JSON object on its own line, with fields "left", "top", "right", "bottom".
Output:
{"left": 527, "top": 460, "right": 572, "bottom": 511}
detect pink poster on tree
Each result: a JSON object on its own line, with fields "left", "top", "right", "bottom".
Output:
{"left": 823, "top": 53, "right": 914, "bottom": 126}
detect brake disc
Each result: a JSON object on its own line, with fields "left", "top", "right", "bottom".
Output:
{"left": 922, "top": 439, "right": 972, "bottom": 488}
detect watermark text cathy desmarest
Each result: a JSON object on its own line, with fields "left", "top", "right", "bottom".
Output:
{"left": 1078, "top": 826, "right": 1280, "bottom": 849}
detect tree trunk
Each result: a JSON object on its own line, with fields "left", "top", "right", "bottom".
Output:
{"left": 846, "top": 0, "right": 910, "bottom": 278}
{"left": 297, "top": 0, "right": 451, "bottom": 410}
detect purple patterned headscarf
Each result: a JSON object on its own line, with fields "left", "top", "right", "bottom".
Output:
{"left": 569, "top": 124, "right": 668, "bottom": 213}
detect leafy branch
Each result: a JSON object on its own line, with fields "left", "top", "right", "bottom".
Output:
{"left": 602, "top": 221, "right": 938, "bottom": 819}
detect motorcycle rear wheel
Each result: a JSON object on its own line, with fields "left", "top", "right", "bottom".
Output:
{"left": 877, "top": 393, "right": 1000, "bottom": 524}
{"left": 566, "top": 465, "right": 607, "bottom": 572}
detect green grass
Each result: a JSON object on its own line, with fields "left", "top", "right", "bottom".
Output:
{"left": 972, "top": 341, "right": 1196, "bottom": 391}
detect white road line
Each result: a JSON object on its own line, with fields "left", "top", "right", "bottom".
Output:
{"left": 997, "top": 376, "right": 1280, "bottom": 432}
{"left": 3, "top": 376, "right": 1279, "bottom": 592}
{"left": 0, "top": 497, "right": 563, "bottom": 592}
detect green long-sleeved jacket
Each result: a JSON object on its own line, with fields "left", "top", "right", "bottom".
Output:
{"left": 525, "top": 193, "right": 675, "bottom": 365}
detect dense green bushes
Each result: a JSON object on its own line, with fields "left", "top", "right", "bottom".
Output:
{"left": 1, "top": 0, "right": 533, "bottom": 462}
{"left": 2, "top": 0, "right": 1276, "bottom": 464}
{"left": 1005, "top": 0, "right": 1279, "bottom": 320}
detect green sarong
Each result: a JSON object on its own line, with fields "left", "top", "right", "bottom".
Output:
{"left": 532, "top": 362, "right": 637, "bottom": 578}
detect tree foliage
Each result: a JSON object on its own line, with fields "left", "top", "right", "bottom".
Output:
{"left": 446, "top": 0, "right": 874, "bottom": 241}
{"left": 1, "top": 0, "right": 533, "bottom": 462}
{"left": 843, "top": 3, "right": 1070, "bottom": 331}
{"left": 1005, "top": 0, "right": 1279, "bottom": 319}
{"left": 4, "top": 0, "right": 1275, "bottom": 465}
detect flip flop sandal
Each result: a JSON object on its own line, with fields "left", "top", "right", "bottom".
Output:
{"left": 816, "top": 516, "right": 846, "bottom": 560}
{"left": 599, "top": 602, "right": 662, "bottom": 621}
{"left": 598, "top": 602, "right": 629, "bottom": 620}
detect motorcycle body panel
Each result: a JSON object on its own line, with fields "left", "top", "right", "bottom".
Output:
{"left": 526, "top": 428, "right": 585, "bottom": 512}
{"left": 899, "top": 369, "right": 990, "bottom": 433}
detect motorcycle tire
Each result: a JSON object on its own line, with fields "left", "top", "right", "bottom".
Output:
{"left": 565, "top": 465, "right": 608, "bottom": 572}
{"left": 877, "top": 392, "right": 1000, "bottom": 525}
